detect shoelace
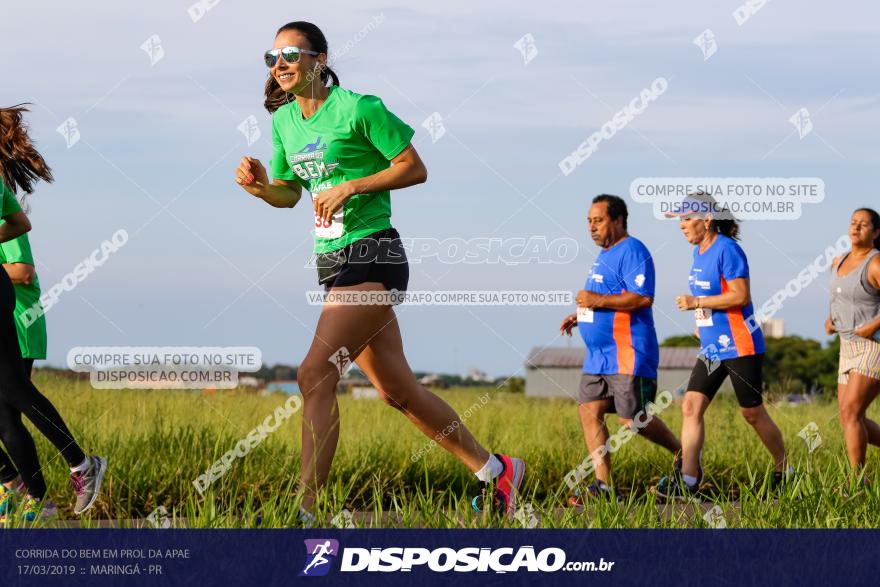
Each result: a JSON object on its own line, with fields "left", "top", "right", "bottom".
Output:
{"left": 70, "top": 472, "right": 86, "bottom": 496}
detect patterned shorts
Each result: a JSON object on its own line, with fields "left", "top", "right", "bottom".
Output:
{"left": 838, "top": 337, "right": 880, "bottom": 385}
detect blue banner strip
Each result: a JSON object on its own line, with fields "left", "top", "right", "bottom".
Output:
{"left": 1, "top": 529, "right": 874, "bottom": 586}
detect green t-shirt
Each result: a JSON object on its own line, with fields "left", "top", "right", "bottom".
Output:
{"left": 0, "top": 183, "right": 46, "bottom": 359}
{"left": 1, "top": 182, "right": 22, "bottom": 217}
{"left": 269, "top": 86, "right": 415, "bottom": 253}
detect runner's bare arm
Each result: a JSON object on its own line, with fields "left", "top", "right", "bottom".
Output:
{"left": 825, "top": 255, "right": 842, "bottom": 334}
{"left": 853, "top": 255, "right": 880, "bottom": 339}
{"left": 677, "top": 277, "right": 750, "bottom": 311}
{"left": 312, "top": 144, "right": 427, "bottom": 222}
{"left": 853, "top": 316, "right": 880, "bottom": 340}
{"left": 235, "top": 156, "right": 302, "bottom": 208}
{"left": 1, "top": 262, "right": 35, "bottom": 285}
{"left": 825, "top": 316, "right": 836, "bottom": 335}
{"left": 347, "top": 143, "right": 427, "bottom": 194}
{"left": 560, "top": 313, "right": 578, "bottom": 336}
{"left": 867, "top": 254, "right": 880, "bottom": 290}
{"left": 0, "top": 210, "right": 31, "bottom": 244}
{"left": 261, "top": 179, "right": 303, "bottom": 208}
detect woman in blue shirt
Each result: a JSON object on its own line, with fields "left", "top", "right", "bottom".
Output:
{"left": 657, "top": 192, "right": 789, "bottom": 500}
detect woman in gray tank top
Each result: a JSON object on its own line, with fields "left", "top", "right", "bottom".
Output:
{"left": 826, "top": 207, "right": 880, "bottom": 481}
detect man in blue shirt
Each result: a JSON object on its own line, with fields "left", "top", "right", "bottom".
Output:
{"left": 560, "top": 194, "right": 681, "bottom": 502}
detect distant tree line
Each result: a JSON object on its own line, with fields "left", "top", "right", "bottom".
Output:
{"left": 661, "top": 334, "right": 841, "bottom": 397}
{"left": 251, "top": 363, "right": 524, "bottom": 392}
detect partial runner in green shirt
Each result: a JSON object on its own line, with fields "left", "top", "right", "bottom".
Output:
{"left": 0, "top": 105, "right": 106, "bottom": 517}
{"left": 0, "top": 181, "right": 45, "bottom": 359}
{"left": 0, "top": 226, "right": 47, "bottom": 360}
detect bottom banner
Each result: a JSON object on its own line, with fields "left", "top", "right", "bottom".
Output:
{"left": 0, "top": 530, "right": 875, "bottom": 585}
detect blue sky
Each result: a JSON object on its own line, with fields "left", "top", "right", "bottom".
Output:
{"left": 2, "top": 1, "right": 879, "bottom": 376}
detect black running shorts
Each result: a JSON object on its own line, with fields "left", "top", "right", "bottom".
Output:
{"left": 686, "top": 353, "right": 764, "bottom": 408}
{"left": 316, "top": 228, "right": 409, "bottom": 297}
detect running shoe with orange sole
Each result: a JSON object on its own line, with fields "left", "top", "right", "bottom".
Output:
{"left": 471, "top": 454, "right": 526, "bottom": 517}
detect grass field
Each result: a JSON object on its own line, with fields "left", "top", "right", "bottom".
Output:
{"left": 7, "top": 373, "right": 880, "bottom": 529}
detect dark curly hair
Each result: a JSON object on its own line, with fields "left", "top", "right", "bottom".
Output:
{"left": 0, "top": 104, "right": 53, "bottom": 207}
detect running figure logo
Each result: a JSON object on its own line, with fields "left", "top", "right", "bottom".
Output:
{"left": 56, "top": 118, "right": 81, "bottom": 149}
{"left": 300, "top": 539, "right": 340, "bottom": 577}
{"left": 513, "top": 33, "right": 538, "bottom": 65}
{"left": 692, "top": 29, "right": 717, "bottom": 61}
{"left": 140, "top": 34, "right": 165, "bottom": 66}
{"left": 789, "top": 108, "right": 813, "bottom": 139}
{"left": 298, "top": 136, "right": 327, "bottom": 154}
{"left": 329, "top": 347, "right": 353, "bottom": 376}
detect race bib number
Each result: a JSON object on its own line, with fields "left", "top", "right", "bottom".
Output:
{"left": 694, "top": 307, "right": 713, "bottom": 327}
{"left": 312, "top": 193, "right": 344, "bottom": 239}
{"left": 577, "top": 307, "right": 594, "bottom": 323}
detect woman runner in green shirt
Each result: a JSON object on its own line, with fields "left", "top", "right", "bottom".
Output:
{"left": 0, "top": 105, "right": 106, "bottom": 521}
{"left": 0, "top": 223, "right": 49, "bottom": 518}
{"left": 235, "top": 22, "right": 524, "bottom": 522}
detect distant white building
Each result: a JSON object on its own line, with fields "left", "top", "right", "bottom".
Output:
{"left": 466, "top": 368, "right": 492, "bottom": 383}
{"left": 352, "top": 386, "right": 380, "bottom": 400}
{"left": 761, "top": 319, "right": 785, "bottom": 339}
{"left": 419, "top": 373, "right": 448, "bottom": 388}
{"left": 524, "top": 347, "right": 732, "bottom": 399}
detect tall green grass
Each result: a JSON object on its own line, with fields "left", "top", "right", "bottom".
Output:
{"left": 7, "top": 373, "right": 880, "bottom": 528}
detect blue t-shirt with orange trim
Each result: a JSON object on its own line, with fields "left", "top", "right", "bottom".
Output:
{"left": 689, "top": 234, "right": 764, "bottom": 361}
{"left": 578, "top": 236, "right": 659, "bottom": 378}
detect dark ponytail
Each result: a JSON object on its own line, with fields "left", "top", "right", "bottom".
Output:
{"left": 713, "top": 218, "right": 740, "bottom": 240}
{"left": 0, "top": 104, "right": 53, "bottom": 211}
{"left": 264, "top": 21, "right": 340, "bottom": 114}
{"left": 687, "top": 191, "right": 740, "bottom": 241}
{"left": 856, "top": 207, "right": 880, "bottom": 250}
